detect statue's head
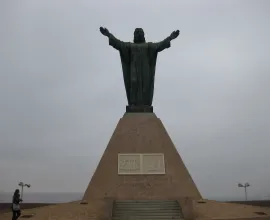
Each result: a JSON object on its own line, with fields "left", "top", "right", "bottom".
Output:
{"left": 133, "top": 28, "right": 145, "bottom": 43}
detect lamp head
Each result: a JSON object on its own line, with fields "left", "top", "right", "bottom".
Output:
{"left": 238, "top": 183, "right": 244, "bottom": 187}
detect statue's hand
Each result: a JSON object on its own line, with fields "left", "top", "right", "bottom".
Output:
{"left": 170, "top": 30, "right": 180, "bottom": 40}
{"left": 100, "top": 27, "right": 110, "bottom": 37}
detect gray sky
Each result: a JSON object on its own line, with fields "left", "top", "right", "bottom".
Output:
{"left": 0, "top": 0, "right": 270, "bottom": 200}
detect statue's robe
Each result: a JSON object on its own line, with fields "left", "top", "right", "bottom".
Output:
{"left": 108, "top": 36, "right": 171, "bottom": 106}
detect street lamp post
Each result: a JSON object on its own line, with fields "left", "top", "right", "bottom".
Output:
{"left": 238, "top": 182, "right": 250, "bottom": 201}
{"left": 18, "top": 182, "right": 31, "bottom": 201}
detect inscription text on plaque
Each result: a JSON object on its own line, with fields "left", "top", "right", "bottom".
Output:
{"left": 118, "top": 154, "right": 141, "bottom": 174}
{"left": 118, "top": 153, "right": 165, "bottom": 175}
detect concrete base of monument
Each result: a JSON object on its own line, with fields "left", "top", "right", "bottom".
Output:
{"left": 126, "top": 105, "right": 153, "bottom": 113}
{"left": 83, "top": 112, "right": 202, "bottom": 200}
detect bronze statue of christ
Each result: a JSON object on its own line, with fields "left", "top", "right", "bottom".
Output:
{"left": 100, "top": 27, "right": 180, "bottom": 112}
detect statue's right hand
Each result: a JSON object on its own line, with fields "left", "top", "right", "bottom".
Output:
{"left": 100, "top": 27, "right": 110, "bottom": 37}
{"left": 170, "top": 30, "right": 180, "bottom": 40}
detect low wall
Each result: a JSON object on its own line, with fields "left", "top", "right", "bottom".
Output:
{"left": 196, "top": 217, "right": 270, "bottom": 220}
{"left": 178, "top": 197, "right": 196, "bottom": 220}
{"left": 228, "top": 201, "right": 270, "bottom": 208}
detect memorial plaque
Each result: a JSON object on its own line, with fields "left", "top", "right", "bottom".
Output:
{"left": 142, "top": 154, "right": 165, "bottom": 174}
{"left": 118, "top": 154, "right": 141, "bottom": 174}
{"left": 118, "top": 153, "right": 165, "bottom": 175}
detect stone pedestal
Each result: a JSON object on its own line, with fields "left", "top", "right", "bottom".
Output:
{"left": 126, "top": 105, "right": 153, "bottom": 113}
{"left": 83, "top": 113, "right": 201, "bottom": 200}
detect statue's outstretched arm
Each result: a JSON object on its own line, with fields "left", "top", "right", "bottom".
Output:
{"left": 168, "top": 30, "right": 180, "bottom": 41}
{"left": 100, "top": 27, "right": 123, "bottom": 50}
{"left": 155, "top": 30, "right": 180, "bottom": 52}
{"left": 161, "top": 30, "right": 180, "bottom": 42}
{"left": 100, "top": 27, "right": 111, "bottom": 37}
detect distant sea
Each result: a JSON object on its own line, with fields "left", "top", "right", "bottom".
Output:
{"left": 0, "top": 192, "right": 267, "bottom": 203}
{"left": 0, "top": 192, "right": 84, "bottom": 203}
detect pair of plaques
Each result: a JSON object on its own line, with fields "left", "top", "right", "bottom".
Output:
{"left": 118, "top": 153, "right": 165, "bottom": 175}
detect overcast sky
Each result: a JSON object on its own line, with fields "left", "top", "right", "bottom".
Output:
{"left": 0, "top": 0, "right": 270, "bottom": 200}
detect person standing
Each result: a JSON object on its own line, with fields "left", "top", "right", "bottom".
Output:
{"left": 11, "top": 189, "right": 22, "bottom": 220}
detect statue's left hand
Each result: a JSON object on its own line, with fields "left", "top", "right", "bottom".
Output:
{"left": 100, "top": 27, "right": 110, "bottom": 37}
{"left": 170, "top": 30, "right": 180, "bottom": 40}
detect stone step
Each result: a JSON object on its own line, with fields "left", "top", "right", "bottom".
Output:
{"left": 113, "top": 209, "right": 182, "bottom": 212}
{"left": 114, "top": 214, "right": 182, "bottom": 217}
{"left": 115, "top": 204, "right": 179, "bottom": 206}
{"left": 113, "top": 219, "right": 183, "bottom": 220}
{"left": 115, "top": 203, "right": 178, "bottom": 205}
{"left": 112, "top": 214, "right": 183, "bottom": 219}
{"left": 113, "top": 219, "right": 184, "bottom": 220}
{"left": 113, "top": 200, "right": 183, "bottom": 220}
{"left": 114, "top": 212, "right": 182, "bottom": 216}
{"left": 113, "top": 217, "right": 183, "bottom": 220}
{"left": 114, "top": 203, "right": 179, "bottom": 204}
{"left": 114, "top": 210, "right": 181, "bottom": 212}
{"left": 115, "top": 202, "right": 178, "bottom": 204}
{"left": 115, "top": 199, "right": 177, "bottom": 201}
{"left": 114, "top": 210, "right": 181, "bottom": 213}
{"left": 115, "top": 201, "right": 178, "bottom": 204}
{"left": 114, "top": 205, "right": 180, "bottom": 209}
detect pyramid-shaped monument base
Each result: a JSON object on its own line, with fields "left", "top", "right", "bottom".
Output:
{"left": 83, "top": 112, "right": 201, "bottom": 200}
{"left": 1, "top": 114, "right": 270, "bottom": 220}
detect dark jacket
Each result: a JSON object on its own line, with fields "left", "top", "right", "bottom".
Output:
{"left": 12, "top": 194, "right": 21, "bottom": 205}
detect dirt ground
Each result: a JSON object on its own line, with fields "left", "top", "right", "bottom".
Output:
{"left": 1, "top": 200, "right": 270, "bottom": 213}
{"left": 0, "top": 203, "right": 52, "bottom": 213}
